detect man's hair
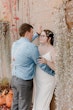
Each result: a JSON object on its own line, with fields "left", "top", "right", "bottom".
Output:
{"left": 19, "top": 23, "right": 33, "bottom": 36}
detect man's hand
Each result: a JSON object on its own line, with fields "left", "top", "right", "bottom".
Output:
{"left": 37, "top": 26, "right": 42, "bottom": 35}
{"left": 38, "top": 57, "right": 47, "bottom": 64}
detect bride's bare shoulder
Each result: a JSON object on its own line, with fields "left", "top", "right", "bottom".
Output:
{"left": 51, "top": 46, "right": 56, "bottom": 54}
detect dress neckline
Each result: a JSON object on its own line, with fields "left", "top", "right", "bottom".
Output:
{"left": 42, "top": 51, "right": 51, "bottom": 57}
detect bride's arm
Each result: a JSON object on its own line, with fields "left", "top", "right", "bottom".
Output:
{"left": 46, "top": 60, "right": 55, "bottom": 71}
{"left": 38, "top": 48, "right": 56, "bottom": 71}
{"left": 47, "top": 48, "right": 56, "bottom": 71}
{"left": 38, "top": 58, "right": 55, "bottom": 71}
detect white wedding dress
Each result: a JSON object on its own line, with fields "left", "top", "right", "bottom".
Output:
{"left": 33, "top": 52, "right": 56, "bottom": 110}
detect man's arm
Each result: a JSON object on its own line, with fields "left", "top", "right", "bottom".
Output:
{"left": 32, "top": 26, "right": 42, "bottom": 41}
{"left": 31, "top": 46, "right": 55, "bottom": 76}
{"left": 32, "top": 33, "right": 39, "bottom": 41}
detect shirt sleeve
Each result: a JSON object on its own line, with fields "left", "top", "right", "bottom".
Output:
{"left": 31, "top": 46, "right": 55, "bottom": 76}
{"left": 32, "top": 33, "right": 39, "bottom": 41}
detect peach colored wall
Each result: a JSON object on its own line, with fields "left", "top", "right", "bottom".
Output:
{"left": 18, "top": 0, "right": 63, "bottom": 30}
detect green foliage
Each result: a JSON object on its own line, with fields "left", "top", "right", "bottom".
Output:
{"left": 0, "top": 77, "right": 10, "bottom": 92}
{"left": 1, "top": 77, "right": 9, "bottom": 86}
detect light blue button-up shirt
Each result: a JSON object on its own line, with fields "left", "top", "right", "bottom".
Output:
{"left": 11, "top": 33, "right": 55, "bottom": 80}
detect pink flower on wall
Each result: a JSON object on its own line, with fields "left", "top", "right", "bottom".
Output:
{"left": 14, "top": 17, "right": 19, "bottom": 20}
{"left": 1, "top": 0, "right": 17, "bottom": 21}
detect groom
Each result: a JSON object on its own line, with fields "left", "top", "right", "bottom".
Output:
{"left": 11, "top": 23, "right": 55, "bottom": 110}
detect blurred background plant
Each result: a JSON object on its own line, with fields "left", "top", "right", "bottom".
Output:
{"left": 0, "top": 77, "right": 10, "bottom": 93}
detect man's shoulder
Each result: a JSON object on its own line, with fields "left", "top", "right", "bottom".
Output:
{"left": 29, "top": 42, "right": 38, "bottom": 49}
{"left": 12, "top": 40, "right": 19, "bottom": 47}
{"left": 12, "top": 39, "right": 38, "bottom": 51}
{"left": 12, "top": 41, "right": 16, "bottom": 47}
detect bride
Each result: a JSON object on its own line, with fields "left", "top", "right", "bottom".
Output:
{"left": 33, "top": 29, "right": 56, "bottom": 110}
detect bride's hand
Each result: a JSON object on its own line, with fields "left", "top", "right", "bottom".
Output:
{"left": 38, "top": 57, "right": 47, "bottom": 64}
